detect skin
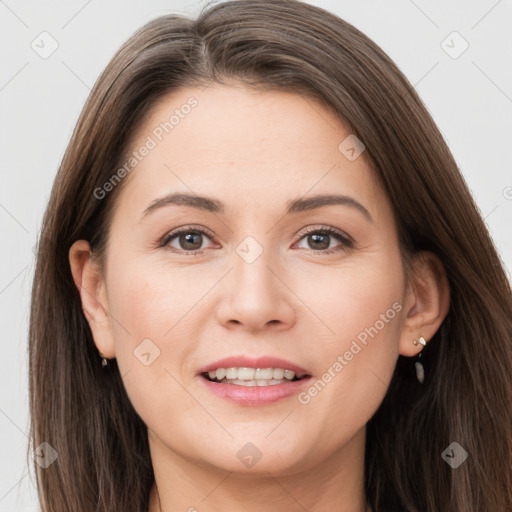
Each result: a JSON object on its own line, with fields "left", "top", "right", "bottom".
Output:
{"left": 69, "top": 82, "right": 450, "bottom": 512}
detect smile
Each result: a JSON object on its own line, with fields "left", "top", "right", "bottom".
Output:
{"left": 202, "top": 366, "right": 307, "bottom": 386}
{"left": 197, "top": 357, "right": 313, "bottom": 406}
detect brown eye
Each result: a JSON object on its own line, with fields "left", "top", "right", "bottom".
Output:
{"left": 162, "top": 227, "right": 216, "bottom": 254}
{"left": 295, "top": 227, "right": 353, "bottom": 253}
{"left": 305, "top": 232, "right": 331, "bottom": 250}
{"left": 176, "top": 231, "right": 205, "bottom": 251}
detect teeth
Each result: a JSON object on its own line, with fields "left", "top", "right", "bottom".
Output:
{"left": 226, "top": 368, "right": 238, "bottom": 379}
{"left": 255, "top": 368, "right": 273, "bottom": 380}
{"left": 238, "top": 367, "right": 255, "bottom": 380}
{"left": 284, "top": 370, "right": 295, "bottom": 380}
{"left": 273, "top": 368, "right": 284, "bottom": 379}
{"left": 205, "top": 367, "right": 300, "bottom": 383}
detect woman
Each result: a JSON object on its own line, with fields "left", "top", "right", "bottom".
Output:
{"left": 28, "top": 1, "right": 512, "bottom": 511}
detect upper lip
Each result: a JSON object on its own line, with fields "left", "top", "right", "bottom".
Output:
{"left": 197, "top": 356, "right": 310, "bottom": 377}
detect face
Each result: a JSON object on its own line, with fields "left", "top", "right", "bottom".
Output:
{"left": 91, "top": 83, "right": 409, "bottom": 476}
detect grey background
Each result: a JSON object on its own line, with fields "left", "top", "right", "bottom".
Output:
{"left": 1, "top": 0, "right": 511, "bottom": 510}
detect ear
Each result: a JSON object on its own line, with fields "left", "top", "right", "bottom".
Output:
{"left": 398, "top": 251, "right": 450, "bottom": 357}
{"left": 69, "top": 240, "right": 116, "bottom": 358}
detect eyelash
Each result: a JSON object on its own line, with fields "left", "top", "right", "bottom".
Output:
{"left": 159, "top": 224, "right": 354, "bottom": 256}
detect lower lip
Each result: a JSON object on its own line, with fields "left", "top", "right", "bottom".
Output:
{"left": 199, "top": 376, "right": 312, "bottom": 406}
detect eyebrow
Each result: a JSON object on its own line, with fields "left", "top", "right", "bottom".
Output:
{"left": 141, "top": 192, "right": 373, "bottom": 223}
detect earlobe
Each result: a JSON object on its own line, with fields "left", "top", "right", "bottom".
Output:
{"left": 398, "top": 251, "right": 450, "bottom": 357}
{"left": 68, "top": 240, "right": 116, "bottom": 358}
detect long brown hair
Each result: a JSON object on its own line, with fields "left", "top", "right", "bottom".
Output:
{"left": 29, "top": 1, "right": 512, "bottom": 510}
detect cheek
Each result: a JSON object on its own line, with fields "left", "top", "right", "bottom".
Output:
{"left": 107, "top": 274, "right": 203, "bottom": 383}
{"left": 107, "top": 255, "right": 199, "bottom": 343}
{"left": 104, "top": 258, "right": 198, "bottom": 417}
{"left": 294, "top": 252, "right": 404, "bottom": 428}
{"left": 291, "top": 248, "right": 404, "bottom": 347}
{"left": 337, "top": 254, "right": 404, "bottom": 372}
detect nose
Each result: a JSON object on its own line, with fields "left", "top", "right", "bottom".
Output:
{"left": 216, "top": 249, "right": 296, "bottom": 332}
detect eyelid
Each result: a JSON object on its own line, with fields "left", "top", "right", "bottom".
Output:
{"left": 295, "top": 224, "right": 353, "bottom": 243}
{"left": 159, "top": 224, "right": 218, "bottom": 250}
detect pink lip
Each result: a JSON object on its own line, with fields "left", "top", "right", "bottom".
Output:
{"left": 197, "top": 355, "right": 309, "bottom": 376}
{"left": 197, "top": 355, "right": 312, "bottom": 407}
{"left": 200, "top": 375, "right": 313, "bottom": 406}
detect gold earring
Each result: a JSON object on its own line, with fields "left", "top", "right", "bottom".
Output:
{"left": 413, "top": 336, "right": 427, "bottom": 383}
{"left": 413, "top": 336, "right": 427, "bottom": 347}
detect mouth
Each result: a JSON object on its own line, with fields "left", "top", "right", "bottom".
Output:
{"left": 199, "top": 366, "right": 312, "bottom": 407}
{"left": 201, "top": 366, "right": 310, "bottom": 387}
{"left": 197, "top": 357, "right": 312, "bottom": 406}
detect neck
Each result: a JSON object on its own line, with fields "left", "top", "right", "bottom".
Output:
{"left": 147, "top": 427, "right": 370, "bottom": 512}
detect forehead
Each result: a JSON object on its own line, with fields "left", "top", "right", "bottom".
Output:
{"left": 112, "top": 83, "right": 385, "bottom": 221}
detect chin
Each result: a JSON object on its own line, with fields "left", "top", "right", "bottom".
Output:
{"left": 189, "top": 438, "right": 313, "bottom": 476}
